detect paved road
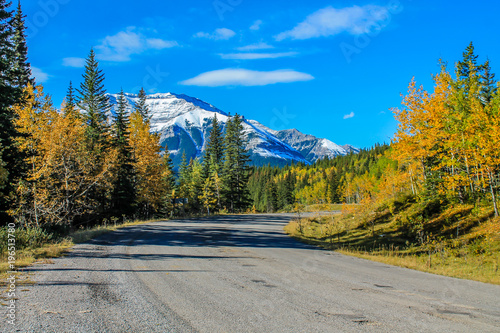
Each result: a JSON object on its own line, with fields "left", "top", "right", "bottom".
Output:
{"left": 4, "top": 214, "right": 500, "bottom": 332}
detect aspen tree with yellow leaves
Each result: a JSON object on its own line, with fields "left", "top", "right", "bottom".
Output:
{"left": 128, "top": 94, "right": 174, "bottom": 219}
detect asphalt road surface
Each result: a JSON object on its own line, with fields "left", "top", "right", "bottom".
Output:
{"left": 4, "top": 214, "right": 500, "bottom": 332}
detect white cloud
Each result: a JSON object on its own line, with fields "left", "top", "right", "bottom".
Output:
{"left": 62, "top": 57, "right": 86, "bottom": 68}
{"left": 236, "top": 42, "right": 274, "bottom": 51}
{"left": 275, "top": 5, "right": 390, "bottom": 41}
{"left": 194, "top": 28, "right": 236, "bottom": 40}
{"left": 146, "top": 38, "right": 178, "bottom": 49}
{"left": 180, "top": 68, "right": 314, "bottom": 87}
{"left": 220, "top": 52, "right": 298, "bottom": 60}
{"left": 343, "top": 112, "right": 355, "bottom": 119}
{"left": 31, "top": 67, "right": 49, "bottom": 83}
{"left": 250, "top": 20, "right": 263, "bottom": 31}
{"left": 95, "top": 27, "right": 177, "bottom": 62}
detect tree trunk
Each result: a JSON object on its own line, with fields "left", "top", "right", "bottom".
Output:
{"left": 488, "top": 171, "right": 499, "bottom": 217}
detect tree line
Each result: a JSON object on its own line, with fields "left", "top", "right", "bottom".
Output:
{"left": 248, "top": 144, "right": 390, "bottom": 211}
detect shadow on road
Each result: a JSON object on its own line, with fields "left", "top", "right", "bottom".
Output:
{"left": 106, "top": 214, "right": 313, "bottom": 249}
{"left": 23, "top": 214, "right": 319, "bottom": 274}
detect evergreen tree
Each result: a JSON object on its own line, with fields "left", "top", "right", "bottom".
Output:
{"left": 77, "top": 48, "right": 110, "bottom": 149}
{"left": 266, "top": 179, "right": 278, "bottom": 212}
{"left": 160, "top": 149, "right": 176, "bottom": 215}
{"left": 110, "top": 89, "right": 136, "bottom": 217}
{"left": 63, "top": 81, "right": 79, "bottom": 118}
{"left": 9, "top": 1, "right": 31, "bottom": 88}
{"left": 134, "top": 87, "right": 149, "bottom": 119}
{"left": 222, "top": 114, "right": 251, "bottom": 212}
{"left": 328, "top": 169, "right": 340, "bottom": 203}
{"left": 177, "top": 151, "right": 190, "bottom": 199}
{"left": 0, "top": 1, "right": 21, "bottom": 223}
{"left": 480, "top": 59, "right": 497, "bottom": 105}
{"left": 457, "top": 42, "right": 480, "bottom": 84}
{"left": 76, "top": 49, "right": 114, "bottom": 220}
{"left": 203, "top": 114, "right": 225, "bottom": 178}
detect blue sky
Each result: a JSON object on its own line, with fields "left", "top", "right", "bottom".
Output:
{"left": 23, "top": 0, "right": 500, "bottom": 149}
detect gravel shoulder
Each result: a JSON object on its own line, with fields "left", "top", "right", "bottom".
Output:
{"left": 3, "top": 214, "right": 500, "bottom": 332}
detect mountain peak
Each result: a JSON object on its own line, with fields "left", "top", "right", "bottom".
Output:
{"left": 108, "top": 91, "right": 357, "bottom": 167}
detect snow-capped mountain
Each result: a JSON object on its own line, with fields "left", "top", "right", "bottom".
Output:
{"left": 273, "top": 129, "right": 360, "bottom": 161}
{"left": 108, "top": 92, "right": 357, "bottom": 167}
{"left": 246, "top": 121, "right": 360, "bottom": 161}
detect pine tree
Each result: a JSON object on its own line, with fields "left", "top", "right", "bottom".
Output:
{"left": 77, "top": 48, "right": 110, "bottom": 149}
{"left": 328, "top": 169, "right": 340, "bottom": 203}
{"left": 63, "top": 81, "right": 77, "bottom": 117}
{"left": 9, "top": 1, "right": 31, "bottom": 88}
{"left": 480, "top": 59, "right": 497, "bottom": 105}
{"left": 222, "top": 114, "right": 250, "bottom": 212}
{"left": 110, "top": 89, "right": 136, "bottom": 217}
{"left": 457, "top": 42, "right": 479, "bottom": 85}
{"left": 0, "top": 0, "right": 21, "bottom": 223}
{"left": 134, "top": 87, "right": 149, "bottom": 119}
{"left": 178, "top": 151, "right": 190, "bottom": 199}
{"left": 203, "top": 114, "right": 225, "bottom": 178}
{"left": 161, "top": 150, "right": 176, "bottom": 215}
{"left": 76, "top": 49, "right": 114, "bottom": 220}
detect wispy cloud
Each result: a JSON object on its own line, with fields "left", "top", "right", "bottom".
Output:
{"left": 275, "top": 5, "right": 389, "bottom": 41}
{"left": 180, "top": 68, "right": 314, "bottom": 87}
{"left": 219, "top": 52, "right": 298, "bottom": 60}
{"left": 95, "top": 27, "right": 178, "bottom": 62}
{"left": 31, "top": 67, "right": 49, "bottom": 83}
{"left": 62, "top": 57, "right": 86, "bottom": 68}
{"left": 343, "top": 112, "right": 355, "bottom": 119}
{"left": 194, "top": 28, "right": 236, "bottom": 40}
{"left": 236, "top": 42, "right": 274, "bottom": 51}
{"left": 250, "top": 20, "right": 263, "bottom": 31}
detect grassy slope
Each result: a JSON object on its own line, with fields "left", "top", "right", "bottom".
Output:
{"left": 285, "top": 199, "right": 500, "bottom": 285}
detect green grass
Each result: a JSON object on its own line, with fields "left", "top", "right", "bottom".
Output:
{"left": 285, "top": 201, "right": 500, "bottom": 285}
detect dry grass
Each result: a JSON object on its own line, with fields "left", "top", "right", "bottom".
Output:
{"left": 301, "top": 204, "right": 344, "bottom": 212}
{"left": 285, "top": 203, "right": 500, "bottom": 285}
{"left": 0, "top": 219, "right": 158, "bottom": 281}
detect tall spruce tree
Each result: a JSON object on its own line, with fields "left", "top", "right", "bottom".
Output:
{"left": 76, "top": 49, "right": 112, "bottom": 220}
{"left": 178, "top": 151, "right": 190, "bottom": 199}
{"left": 134, "top": 87, "right": 149, "bottom": 119}
{"left": 480, "top": 59, "right": 497, "bottom": 105}
{"left": 222, "top": 114, "right": 250, "bottom": 212}
{"left": 0, "top": 0, "right": 21, "bottom": 223}
{"left": 77, "top": 48, "right": 110, "bottom": 149}
{"left": 10, "top": 1, "right": 31, "bottom": 88}
{"left": 203, "top": 114, "right": 225, "bottom": 178}
{"left": 111, "top": 89, "right": 136, "bottom": 217}
{"left": 63, "top": 81, "right": 77, "bottom": 116}
{"left": 457, "top": 42, "right": 479, "bottom": 83}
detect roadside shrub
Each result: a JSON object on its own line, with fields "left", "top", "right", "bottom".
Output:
{"left": 0, "top": 226, "right": 53, "bottom": 253}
